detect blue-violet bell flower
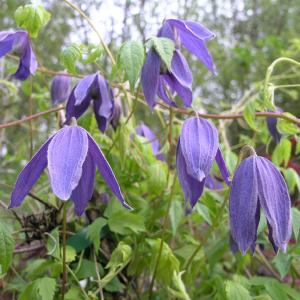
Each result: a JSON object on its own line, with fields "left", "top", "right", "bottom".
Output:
{"left": 9, "top": 121, "right": 132, "bottom": 216}
{"left": 141, "top": 47, "right": 193, "bottom": 109}
{"left": 136, "top": 123, "right": 164, "bottom": 161}
{"left": 176, "top": 117, "right": 230, "bottom": 208}
{"left": 266, "top": 107, "right": 283, "bottom": 144}
{"left": 50, "top": 73, "right": 72, "bottom": 105}
{"left": 158, "top": 19, "right": 217, "bottom": 75}
{"left": 229, "top": 153, "right": 291, "bottom": 254}
{"left": 65, "top": 72, "right": 114, "bottom": 132}
{"left": 0, "top": 30, "right": 37, "bottom": 80}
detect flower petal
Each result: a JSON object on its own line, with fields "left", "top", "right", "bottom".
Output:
{"left": 157, "top": 21, "right": 175, "bottom": 40}
{"left": 157, "top": 78, "right": 177, "bottom": 107}
{"left": 87, "top": 133, "right": 132, "bottom": 210}
{"left": 51, "top": 74, "right": 72, "bottom": 105}
{"left": 141, "top": 49, "right": 160, "bottom": 108}
{"left": 229, "top": 156, "right": 259, "bottom": 254}
{"left": 93, "top": 75, "right": 114, "bottom": 132}
{"left": 48, "top": 126, "right": 89, "bottom": 200}
{"left": 9, "top": 137, "right": 52, "bottom": 208}
{"left": 176, "top": 140, "right": 205, "bottom": 208}
{"left": 71, "top": 151, "right": 96, "bottom": 216}
{"left": 163, "top": 73, "right": 192, "bottom": 107}
{"left": 255, "top": 156, "right": 292, "bottom": 251}
{"left": 215, "top": 148, "right": 231, "bottom": 185}
{"left": 180, "top": 117, "right": 219, "bottom": 181}
{"left": 74, "top": 73, "right": 97, "bottom": 106}
{"left": 170, "top": 50, "right": 192, "bottom": 87}
{"left": 65, "top": 90, "right": 90, "bottom": 124}
{"left": 0, "top": 32, "right": 14, "bottom": 57}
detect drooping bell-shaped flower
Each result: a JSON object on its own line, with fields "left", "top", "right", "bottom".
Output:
{"left": 50, "top": 73, "right": 72, "bottom": 105}
{"left": 0, "top": 30, "right": 37, "bottom": 80}
{"left": 266, "top": 107, "right": 282, "bottom": 144}
{"left": 176, "top": 117, "right": 230, "bottom": 208}
{"left": 65, "top": 72, "right": 114, "bottom": 132}
{"left": 9, "top": 122, "right": 131, "bottom": 215}
{"left": 229, "top": 153, "right": 291, "bottom": 254}
{"left": 205, "top": 175, "right": 223, "bottom": 190}
{"left": 141, "top": 48, "right": 193, "bottom": 109}
{"left": 136, "top": 123, "right": 164, "bottom": 161}
{"left": 158, "top": 19, "right": 217, "bottom": 75}
{"left": 111, "top": 97, "right": 122, "bottom": 130}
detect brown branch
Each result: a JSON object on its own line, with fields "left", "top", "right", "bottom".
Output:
{"left": 0, "top": 106, "right": 65, "bottom": 129}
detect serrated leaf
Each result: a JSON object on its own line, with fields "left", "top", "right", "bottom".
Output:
{"left": 243, "top": 101, "right": 259, "bottom": 131}
{"left": 15, "top": 4, "right": 51, "bottom": 38}
{"left": 108, "top": 210, "right": 145, "bottom": 235}
{"left": 0, "top": 222, "right": 15, "bottom": 275}
{"left": 151, "top": 37, "right": 175, "bottom": 69}
{"left": 36, "top": 277, "right": 56, "bottom": 300}
{"left": 292, "top": 208, "right": 300, "bottom": 241}
{"left": 60, "top": 44, "right": 82, "bottom": 74}
{"left": 272, "top": 139, "right": 291, "bottom": 167}
{"left": 265, "top": 280, "right": 288, "bottom": 300}
{"left": 273, "top": 252, "right": 291, "bottom": 279}
{"left": 225, "top": 281, "right": 252, "bottom": 300}
{"left": 119, "top": 40, "right": 144, "bottom": 89}
{"left": 87, "top": 217, "right": 107, "bottom": 250}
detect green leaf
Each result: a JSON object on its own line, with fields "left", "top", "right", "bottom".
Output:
{"left": 81, "top": 45, "right": 102, "bottom": 64}
{"left": 265, "top": 280, "right": 288, "bottom": 300}
{"left": 119, "top": 40, "right": 145, "bottom": 89}
{"left": 36, "top": 277, "right": 56, "bottom": 300}
{"left": 15, "top": 4, "right": 51, "bottom": 38}
{"left": 19, "top": 282, "right": 37, "bottom": 300}
{"left": 147, "top": 238, "right": 180, "bottom": 285}
{"left": 169, "top": 199, "right": 183, "bottom": 236}
{"left": 272, "top": 252, "right": 291, "bottom": 279}
{"left": 0, "top": 222, "right": 15, "bottom": 275}
{"left": 277, "top": 114, "right": 299, "bottom": 135}
{"left": 47, "top": 227, "right": 60, "bottom": 259}
{"left": 108, "top": 210, "right": 145, "bottom": 235}
{"left": 243, "top": 101, "right": 259, "bottom": 131}
{"left": 292, "top": 208, "right": 300, "bottom": 241}
{"left": 60, "top": 44, "right": 82, "bottom": 73}
{"left": 171, "top": 271, "right": 191, "bottom": 300}
{"left": 225, "top": 281, "right": 252, "bottom": 300}
{"left": 67, "top": 228, "right": 91, "bottom": 253}
{"left": 272, "top": 139, "right": 291, "bottom": 167}
{"left": 87, "top": 217, "right": 107, "bottom": 250}
{"left": 283, "top": 168, "right": 300, "bottom": 194}
{"left": 196, "top": 203, "right": 212, "bottom": 225}
{"left": 147, "top": 162, "right": 167, "bottom": 195}
{"left": 151, "top": 37, "right": 175, "bottom": 69}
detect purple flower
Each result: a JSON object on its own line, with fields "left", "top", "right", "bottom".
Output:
{"left": 0, "top": 30, "right": 37, "bottom": 80}
{"left": 205, "top": 174, "right": 223, "bottom": 190}
{"left": 266, "top": 107, "right": 283, "bottom": 144}
{"left": 9, "top": 123, "right": 131, "bottom": 216}
{"left": 65, "top": 72, "right": 114, "bottom": 132}
{"left": 229, "top": 154, "right": 291, "bottom": 254}
{"left": 176, "top": 117, "right": 230, "bottom": 208}
{"left": 158, "top": 19, "right": 217, "bottom": 75}
{"left": 50, "top": 73, "right": 72, "bottom": 105}
{"left": 111, "top": 97, "right": 122, "bottom": 130}
{"left": 141, "top": 48, "right": 193, "bottom": 109}
{"left": 136, "top": 123, "right": 164, "bottom": 161}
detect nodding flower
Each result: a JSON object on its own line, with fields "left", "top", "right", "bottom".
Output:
{"left": 176, "top": 117, "right": 230, "bottom": 209}
{"left": 9, "top": 120, "right": 132, "bottom": 216}
{"left": 229, "top": 149, "right": 291, "bottom": 254}
{"left": 0, "top": 30, "right": 37, "bottom": 80}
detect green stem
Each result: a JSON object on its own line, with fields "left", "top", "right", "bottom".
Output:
{"left": 148, "top": 174, "right": 177, "bottom": 299}
{"left": 61, "top": 203, "right": 68, "bottom": 300}
{"left": 184, "top": 193, "right": 228, "bottom": 271}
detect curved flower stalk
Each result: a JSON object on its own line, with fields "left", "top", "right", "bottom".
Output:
{"left": 158, "top": 19, "right": 217, "bottom": 75}
{"left": 176, "top": 117, "right": 230, "bottom": 208}
{"left": 266, "top": 107, "right": 283, "bottom": 144}
{"left": 141, "top": 48, "right": 193, "bottom": 109}
{"left": 0, "top": 30, "right": 37, "bottom": 80}
{"left": 50, "top": 73, "right": 72, "bottom": 105}
{"left": 9, "top": 121, "right": 132, "bottom": 216}
{"left": 229, "top": 153, "right": 291, "bottom": 254}
{"left": 65, "top": 72, "right": 114, "bottom": 132}
{"left": 136, "top": 123, "right": 164, "bottom": 161}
